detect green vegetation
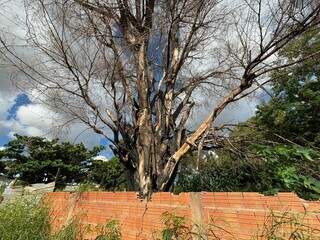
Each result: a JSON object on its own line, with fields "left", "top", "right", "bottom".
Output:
{"left": 0, "top": 197, "right": 50, "bottom": 240}
{"left": 160, "top": 212, "right": 190, "bottom": 240}
{"left": 254, "top": 211, "right": 319, "bottom": 240}
{"left": 0, "top": 135, "right": 102, "bottom": 185}
{"left": 50, "top": 220, "right": 83, "bottom": 240}
{"left": 76, "top": 181, "right": 101, "bottom": 192}
{"left": 95, "top": 220, "right": 122, "bottom": 240}
{"left": 0, "top": 135, "right": 128, "bottom": 191}
{"left": 89, "top": 157, "right": 127, "bottom": 191}
{"left": 174, "top": 28, "right": 320, "bottom": 200}
{"left": 156, "top": 211, "right": 319, "bottom": 240}
{"left": 255, "top": 28, "right": 320, "bottom": 147}
{"left": 0, "top": 197, "right": 122, "bottom": 240}
{"left": 174, "top": 143, "right": 320, "bottom": 199}
{"left": 0, "top": 196, "right": 317, "bottom": 240}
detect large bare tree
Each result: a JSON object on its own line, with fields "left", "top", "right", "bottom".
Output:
{"left": 0, "top": 0, "right": 319, "bottom": 197}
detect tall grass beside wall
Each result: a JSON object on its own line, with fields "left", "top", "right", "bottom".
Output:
{"left": 0, "top": 197, "right": 50, "bottom": 240}
{"left": 0, "top": 197, "right": 121, "bottom": 240}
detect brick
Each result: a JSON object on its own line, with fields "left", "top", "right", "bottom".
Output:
{"left": 45, "top": 192, "right": 320, "bottom": 240}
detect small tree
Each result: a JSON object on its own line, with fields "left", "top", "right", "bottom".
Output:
{"left": 1, "top": 134, "right": 102, "bottom": 184}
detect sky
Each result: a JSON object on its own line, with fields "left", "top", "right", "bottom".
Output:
{"left": 0, "top": 92, "right": 113, "bottom": 158}
{"left": 0, "top": 86, "right": 263, "bottom": 158}
{"left": 0, "top": 0, "right": 113, "bottom": 158}
{"left": 0, "top": 0, "right": 270, "bottom": 158}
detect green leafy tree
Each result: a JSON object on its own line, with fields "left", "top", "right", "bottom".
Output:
{"left": 175, "top": 142, "right": 320, "bottom": 199}
{"left": 0, "top": 135, "right": 103, "bottom": 184}
{"left": 89, "top": 157, "right": 127, "bottom": 191}
{"left": 256, "top": 28, "right": 320, "bottom": 146}
{"left": 254, "top": 144, "right": 320, "bottom": 199}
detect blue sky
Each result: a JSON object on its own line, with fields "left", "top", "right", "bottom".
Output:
{"left": 6, "top": 94, "right": 31, "bottom": 120}
{"left": 0, "top": 94, "right": 29, "bottom": 147}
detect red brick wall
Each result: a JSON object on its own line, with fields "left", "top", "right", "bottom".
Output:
{"left": 44, "top": 192, "right": 320, "bottom": 240}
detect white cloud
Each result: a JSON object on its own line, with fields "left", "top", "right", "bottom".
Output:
{"left": 5, "top": 103, "right": 104, "bottom": 148}
{"left": 0, "top": 0, "right": 28, "bottom": 135}
{"left": 93, "top": 155, "right": 109, "bottom": 162}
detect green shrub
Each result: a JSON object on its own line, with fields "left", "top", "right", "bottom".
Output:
{"left": 255, "top": 144, "right": 320, "bottom": 199}
{"left": 0, "top": 197, "right": 50, "bottom": 240}
{"left": 95, "top": 220, "right": 122, "bottom": 240}
{"left": 159, "top": 212, "right": 191, "bottom": 240}
{"left": 254, "top": 211, "right": 320, "bottom": 240}
{"left": 174, "top": 144, "right": 320, "bottom": 200}
{"left": 0, "top": 196, "right": 122, "bottom": 240}
{"left": 77, "top": 181, "right": 101, "bottom": 192}
{"left": 50, "top": 219, "right": 87, "bottom": 240}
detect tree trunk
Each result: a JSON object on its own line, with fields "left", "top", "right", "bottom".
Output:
{"left": 136, "top": 108, "right": 154, "bottom": 197}
{"left": 136, "top": 43, "right": 154, "bottom": 198}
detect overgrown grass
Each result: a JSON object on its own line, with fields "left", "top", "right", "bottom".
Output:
{"left": 154, "top": 212, "right": 210, "bottom": 240}
{"left": 0, "top": 196, "right": 50, "bottom": 240}
{"left": 154, "top": 211, "right": 320, "bottom": 240}
{"left": 0, "top": 197, "right": 121, "bottom": 240}
{"left": 254, "top": 210, "right": 320, "bottom": 240}
{"left": 50, "top": 219, "right": 85, "bottom": 240}
{"left": 95, "top": 220, "right": 122, "bottom": 240}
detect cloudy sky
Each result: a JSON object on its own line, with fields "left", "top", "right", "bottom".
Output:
{"left": 0, "top": 0, "right": 111, "bottom": 157}
{"left": 0, "top": 0, "right": 268, "bottom": 157}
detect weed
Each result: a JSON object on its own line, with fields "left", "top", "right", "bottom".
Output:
{"left": 95, "top": 220, "right": 122, "bottom": 240}
{"left": 254, "top": 210, "right": 320, "bottom": 240}
{"left": 76, "top": 182, "right": 100, "bottom": 192}
{"left": 0, "top": 196, "right": 120, "bottom": 240}
{"left": 0, "top": 196, "right": 50, "bottom": 240}
{"left": 50, "top": 219, "right": 87, "bottom": 240}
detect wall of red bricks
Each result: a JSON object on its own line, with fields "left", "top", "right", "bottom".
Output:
{"left": 44, "top": 192, "right": 320, "bottom": 240}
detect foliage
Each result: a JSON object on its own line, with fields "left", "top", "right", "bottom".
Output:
{"left": 0, "top": 196, "right": 122, "bottom": 240}
{"left": 0, "top": 135, "right": 103, "bottom": 185}
{"left": 255, "top": 144, "right": 320, "bottom": 199}
{"left": 89, "top": 157, "right": 128, "bottom": 191}
{"left": 174, "top": 155, "right": 255, "bottom": 193}
{"left": 0, "top": 197, "right": 50, "bottom": 240}
{"left": 95, "top": 220, "right": 122, "bottom": 240}
{"left": 254, "top": 211, "right": 320, "bottom": 240}
{"left": 0, "top": 135, "right": 128, "bottom": 190}
{"left": 255, "top": 28, "right": 320, "bottom": 146}
{"left": 174, "top": 142, "right": 320, "bottom": 199}
{"left": 174, "top": 151, "right": 265, "bottom": 194}
{"left": 50, "top": 219, "right": 86, "bottom": 240}
{"left": 160, "top": 212, "right": 191, "bottom": 240}
{"left": 76, "top": 181, "right": 101, "bottom": 192}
